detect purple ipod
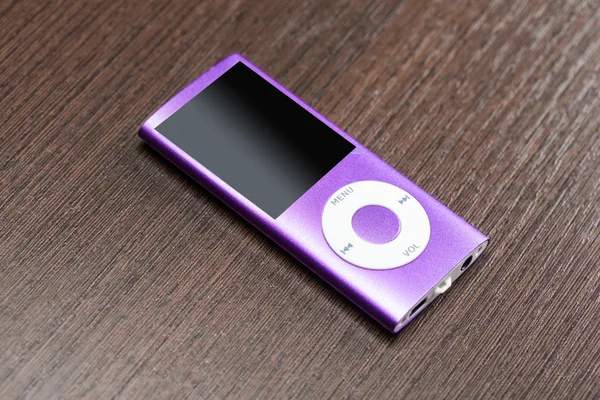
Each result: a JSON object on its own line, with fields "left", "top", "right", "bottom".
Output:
{"left": 139, "top": 53, "right": 488, "bottom": 333}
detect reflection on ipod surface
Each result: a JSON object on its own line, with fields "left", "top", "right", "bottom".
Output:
{"left": 139, "top": 54, "right": 488, "bottom": 333}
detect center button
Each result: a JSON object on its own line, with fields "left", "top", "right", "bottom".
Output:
{"left": 351, "top": 205, "right": 401, "bottom": 244}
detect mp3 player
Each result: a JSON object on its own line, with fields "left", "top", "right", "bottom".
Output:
{"left": 139, "top": 53, "right": 488, "bottom": 333}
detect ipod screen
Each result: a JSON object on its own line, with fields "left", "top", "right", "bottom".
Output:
{"left": 156, "top": 62, "right": 355, "bottom": 218}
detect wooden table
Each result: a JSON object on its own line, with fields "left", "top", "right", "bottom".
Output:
{"left": 1, "top": 0, "right": 599, "bottom": 398}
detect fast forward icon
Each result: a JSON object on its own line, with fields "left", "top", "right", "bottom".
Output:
{"left": 399, "top": 195, "right": 411, "bottom": 205}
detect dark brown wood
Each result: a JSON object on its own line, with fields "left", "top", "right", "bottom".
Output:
{"left": 1, "top": 0, "right": 599, "bottom": 398}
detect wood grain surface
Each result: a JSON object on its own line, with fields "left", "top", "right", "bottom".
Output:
{"left": 1, "top": 0, "right": 599, "bottom": 398}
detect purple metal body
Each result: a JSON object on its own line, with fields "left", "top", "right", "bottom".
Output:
{"left": 139, "top": 53, "right": 488, "bottom": 333}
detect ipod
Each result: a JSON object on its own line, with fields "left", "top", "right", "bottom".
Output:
{"left": 139, "top": 53, "right": 488, "bottom": 333}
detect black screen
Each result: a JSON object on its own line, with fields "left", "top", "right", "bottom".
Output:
{"left": 156, "top": 62, "right": 355, "bottom": 218}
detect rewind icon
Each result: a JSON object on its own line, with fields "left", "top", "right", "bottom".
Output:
{"left": 340, "top": 243, "right": 353, "bottom": 255}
